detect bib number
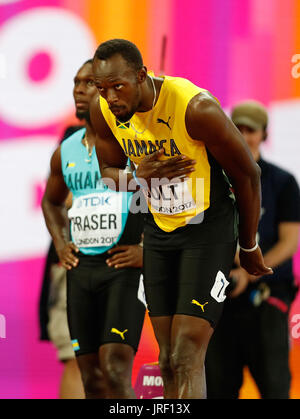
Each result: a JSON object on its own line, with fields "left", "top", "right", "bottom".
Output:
{"left": 210, "top": 271, "right": 229, "bottom": 303}
{"left": 146, "top": 180, "right": 196, "bottom": 215}
{"left": 68, "top": 192, "right": 123, "bottom": 248}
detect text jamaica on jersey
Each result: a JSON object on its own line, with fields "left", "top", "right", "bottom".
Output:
{"left": 121, "top": 138, "right": 181, "bottom": 157}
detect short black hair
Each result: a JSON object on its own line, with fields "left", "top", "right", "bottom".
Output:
{"left": 94, "top": 39, "right": 143, "bottom": 71}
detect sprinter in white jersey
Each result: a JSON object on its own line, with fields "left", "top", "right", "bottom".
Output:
{"left": 42, "top": 60, "right": 145, "bottom": 399}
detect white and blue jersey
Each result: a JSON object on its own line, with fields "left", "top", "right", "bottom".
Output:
{"left": 61, "top": 128, "right": 133, "bottom": 255}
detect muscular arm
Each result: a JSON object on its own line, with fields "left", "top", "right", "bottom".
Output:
{"left": 186, "top": 92, "right": 260, "bottom": 248}
{"left": 42, "top": 147, "right": 78, "bottom": 268}
{"left": 186, "top": 93, "right": 271, "bottom": 276}
{"left": 89, "top": 94, "right": 131, "bottom": 190}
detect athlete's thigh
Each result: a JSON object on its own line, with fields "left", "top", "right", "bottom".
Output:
{"left": 176, "top": 242, "right": 237, "bottom": 328}
{"left": 149, "top": 316, "right": 173, "bottom": 352}
{"left": 143, "top": 248, "right": 180, "bottom": 317}
{"left": 96, "top": 268, "right": 146, "bottom": 352}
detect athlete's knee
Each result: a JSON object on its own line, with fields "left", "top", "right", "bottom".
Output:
{"left": 158, "top": 346, "right": 173, "bottom": 378}
{"left": 77, "top": 355, "right": 106, "bottom": 398}
{"left": 80, "top": 367, "right": 105, "bottom": 398}
{"left": 170, "top": 334, "right": 208, "bottom": 374}
{"left": 101, "top": 347, "right": 134, "bottom": 389}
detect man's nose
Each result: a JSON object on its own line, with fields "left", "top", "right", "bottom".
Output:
{"left": 106, "top": 89, "right": 118, "bottom": 104}
{"left": 74, "top": 82, "right": 85, "bottom": 94}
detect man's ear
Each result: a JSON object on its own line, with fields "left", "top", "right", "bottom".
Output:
{"left": 137, "top": 66, "right": 147, "bottom": 84}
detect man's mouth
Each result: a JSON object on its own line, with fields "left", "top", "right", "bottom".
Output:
{"left": 110, "top": 106, "right": 124, "bottom": 116}
{"left": 75, "top": 101, "right": 88, "bottom": 109}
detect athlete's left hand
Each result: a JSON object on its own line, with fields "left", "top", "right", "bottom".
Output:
{"left": 106, "top": 245, "right": 143, "bottom": 268}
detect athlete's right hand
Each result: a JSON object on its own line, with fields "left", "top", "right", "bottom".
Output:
{"left": 239, "top": 245, "right": 273, "bottom": 277}
{"left": 135, "top": 148, "right": 196, "bottom": 187}
{"left": 56, "top": 242, "right": 79, "bottom": 270}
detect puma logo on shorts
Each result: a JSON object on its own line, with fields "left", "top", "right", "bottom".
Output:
{"left": 191, "top": 299, "right": 208, "bottom": 312}
{"left": 111, "top": 328, "right": 128, "bottom": 340}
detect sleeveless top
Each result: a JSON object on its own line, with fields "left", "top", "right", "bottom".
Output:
{"left": 61, "top": 128, "right": 142, "bottom": 254}
{"left": 100, "top": 76, "right": 233, "bottom": 233}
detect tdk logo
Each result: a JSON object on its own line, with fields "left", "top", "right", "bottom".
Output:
{"left": 77, "top": 196, "right": 111, "bottom": 209}
{"left": 143, "top": 376, "right": 163, "bottom": 387}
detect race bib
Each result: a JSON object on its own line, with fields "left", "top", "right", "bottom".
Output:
{"left": 210, "top": 271, "right": 229, "bottom": 303}
{"left": 68, "top": 192, "right": 123, "bottom": 248}
{"left": 137, "top": 275, "right": 147, "bottom": 308}
{"left": 146, "top": 180, "right": 196, "bottom": 215}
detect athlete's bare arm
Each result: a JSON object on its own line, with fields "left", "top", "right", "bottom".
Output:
{"left": 185, "top": 92, "right": 272, "bottom": 277}
{"left": 90, "top": 95, "right": 128, "bottom": 169}
{"left": 42, "top": 147, "right": 79, "bottom": 270}
{"left": 90, "top": 94, "right": 196, "bottom": 190}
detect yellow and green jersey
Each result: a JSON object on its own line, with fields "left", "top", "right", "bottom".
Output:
{"left": 100, "top": 76, "right": 233, "bottom": 233}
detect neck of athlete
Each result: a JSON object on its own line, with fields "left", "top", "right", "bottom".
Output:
{"left": 136, "top": 75, "right": 162, "bottom": 113}
{"left": 84, "top": 120, "right": 96, "bottom": 149}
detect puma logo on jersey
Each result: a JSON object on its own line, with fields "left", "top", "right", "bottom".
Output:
{"left": 191, "top": 299, "right": 208, "bottom": 312}
{"left": 66, "top": 161, "right": 76, "bottom": 168}
{"left": 157, "top": 116, "right": 171, "bottom": 130}
{"left": 111, "top": 328, "right": 128, "bottom": 340}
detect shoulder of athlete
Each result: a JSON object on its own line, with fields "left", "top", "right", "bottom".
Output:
{"left": 185, "top": 91, "right": 229, "bottom": 142}
{"left": 43, "top": 145, "right": 68, "bottom": 206}
{"left": 50, "top": 145, "right": 63, "bottom": 176}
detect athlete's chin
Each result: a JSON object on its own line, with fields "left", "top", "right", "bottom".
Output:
{"left": 76, "top": 110, "right": 90, "bottom": 121}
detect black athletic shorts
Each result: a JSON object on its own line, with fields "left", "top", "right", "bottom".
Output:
{"left": 66, "top": 252, "right": 146, "bottom": 356}
{"left": 143, "top": 242, "right": 236, "bottom": 328}
{"left": 142, "top": 195, "right": 238, "bottom": 328}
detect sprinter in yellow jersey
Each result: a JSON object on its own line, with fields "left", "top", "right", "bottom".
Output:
{"left": 89, "top": 39, "right": 272, "bottom": 399}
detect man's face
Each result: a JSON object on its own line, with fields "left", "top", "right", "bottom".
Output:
{"left": 73, "top": 62, "right": 97, "bottom": 121}
{"left": 92, "top": 54, "right": 144, "bottom": 123}
{"left": 236, "top": 125, "right": 265, "bottom": 158}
